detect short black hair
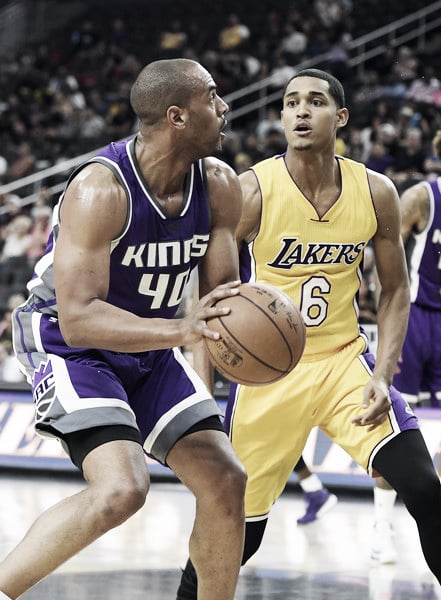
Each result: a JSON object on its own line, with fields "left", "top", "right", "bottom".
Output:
{"left": 283, "top": 68, "right": 345, "bottom": 108}
{"left": 130, "top": 59, "right": 203, "bottom": 126}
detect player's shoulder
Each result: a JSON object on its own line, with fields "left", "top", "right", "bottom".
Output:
{"left": 203, "top": 156, "right": 242, "bottom": 201}
{"left": 400, "top": 180, "right": 429, "bottom": 199}
{"left": 238, "top": 167, "right": 259, "bottom": 197}
{"left": 366, "top": 167, "right": 399, "bottom": 200}
{"left": 204, "top": 155, "right": 237, "bottom": 180}
{"left": 63, "top": 161, "right": 128, "bottom": 224}
{"left": 400, "top": 180, "right": 431, "bottom": 216}
{"left": 251, "top": 154, "right": 284, "bottom": 172}
{"left": 238, "top": 154, "right": 284, "bottom": 187}
{"left": 67, "top": 161, "right": 123, "bottom": 197}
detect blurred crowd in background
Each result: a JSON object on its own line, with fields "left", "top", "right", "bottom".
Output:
{"left": 1, "top": 0, "right": 441, "bottom": 382}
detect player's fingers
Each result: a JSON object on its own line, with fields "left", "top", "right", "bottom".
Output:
{"left": 365, "top": 413, "right": 389, "bottom": 431}
{"left": 199, "top": 280, "right": 241, "bottom": 307}
{"left": 200, "top": 323, "right": 221, "bottom": 340}
{"left": 214, "top": 279, "right": 241, "bottom": 290}
{"left": 200, "top": 305, "right": 232, "bottom": 321}
{"left": 187, "top": 305, "right": 234, "bottom": 341}
{"left": 352, "top": 406, "right": 388, "bottom": 427}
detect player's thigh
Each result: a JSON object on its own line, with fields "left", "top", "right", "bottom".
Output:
{"left": 82, "top": 437, "right": 150, "bottom": 493}
{"left": 320, "top": 350, "right": 418, "bottom": 474}
{"left": 372, "top": 428, "right": 438, "bottom": 496}
{"left": 166, "top": 428, "right": 246, "bottom": 499}
{"left": 133, "top": 348, "right": 223, "bottom": 465}
{"left": 229, "top": 376, "right": 312, "bottom": 518}
{"left": 32, "top": 353, "right": 138, "bottom": 439}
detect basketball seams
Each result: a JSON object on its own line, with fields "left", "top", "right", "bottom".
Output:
{"left": 217, "top": 313, "right": 288, "bottom": 374}
{"left": 204, "top": 282, "right": 306, "bottom": 386}
{"left": 227, "top": 294, "right": 294, "bottom": 373}
{"left": 235, "top": 292, "right": 300, "bottom": 370}
{"left": 205, "top": 326, "right": 286, "bottom": 385}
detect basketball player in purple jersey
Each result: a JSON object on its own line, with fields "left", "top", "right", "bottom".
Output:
{"left": 1, "top": 59, "right": 247, "bottom": 600}
{"left": 372, "top": 130, "right": 441, "bottom": 565}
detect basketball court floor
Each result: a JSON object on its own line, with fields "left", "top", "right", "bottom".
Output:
{"left": 1, "top": 471, "right": 440, "bottom": 599}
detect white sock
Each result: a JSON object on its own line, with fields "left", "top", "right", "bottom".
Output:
{"left": 0, "top": 592, "right": 11, "bottom": 600}
{"left": 300, "top": 473, "right": 323, "bottom": 493}
{"left": 374, "top": 486, "right": 397, "bottom": 523}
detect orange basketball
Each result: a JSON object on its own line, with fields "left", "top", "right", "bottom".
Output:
{"left": 204, "top": 282, "right": 306, "bottom": 386}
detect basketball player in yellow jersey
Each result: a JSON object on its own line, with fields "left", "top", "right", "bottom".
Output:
{"left": 176, "top": 69, "right": 441, "bottom": 598}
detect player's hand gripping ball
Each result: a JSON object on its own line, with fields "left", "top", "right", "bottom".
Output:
{"left": 204, "top": 282, "right": 306, "bottom": 386}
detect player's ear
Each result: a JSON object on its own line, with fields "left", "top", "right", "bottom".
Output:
{"left": 336, "top": 107, "right": 349, "bottom": 129}
{"left": 167, "top": 105, "right": 188, "bottom": 129}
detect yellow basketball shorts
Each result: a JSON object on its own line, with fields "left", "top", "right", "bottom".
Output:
{"left": 226, "top": 337, "right": 418, "bottom": 519}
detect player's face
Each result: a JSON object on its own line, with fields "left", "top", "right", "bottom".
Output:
{"left": 187, "top": 68, "right": 229, "bottom": 156}
{"left": 281, "top": 76, "right": 347, "bottom": 152}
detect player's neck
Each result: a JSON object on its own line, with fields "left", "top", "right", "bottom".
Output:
{"left": 286, "top": 151, "right": 339, "bottom": 197}
{"left": 134, "top": 132, "right": 192, "bottom": 190}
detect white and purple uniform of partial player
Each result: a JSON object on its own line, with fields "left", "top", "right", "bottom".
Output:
{"left": 12, "top": 138, "right": 221, "bottom": 464}
{"left": 393, "top": 178, "right": 441, "bottom": 406}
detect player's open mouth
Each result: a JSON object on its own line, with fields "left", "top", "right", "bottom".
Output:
{"left": 294, "top": 123, "right": 311, "bottom": 135}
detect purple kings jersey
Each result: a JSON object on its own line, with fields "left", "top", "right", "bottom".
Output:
{"left": 12, "top": 138, "right": 222, "bottom": 458}
{"left": 26, "top": 137, "right": 211, "bottom": 320}
{"left": 407, "top": 177, "right": 441, "bottom": 310}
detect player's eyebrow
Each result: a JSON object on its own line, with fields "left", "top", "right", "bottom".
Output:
{"left": 285, "top": 90, "right": 327, "bottom": 99}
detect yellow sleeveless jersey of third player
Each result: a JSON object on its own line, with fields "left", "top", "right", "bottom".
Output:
{"left": 247, "top": 154, "right": 377, "bottom": 360}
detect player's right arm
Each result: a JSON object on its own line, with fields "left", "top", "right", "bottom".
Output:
{"left": 54, "top": 164, "right": 237, "bottom": 353}
{"left": 400, "top": 182, "right": 430, "bottom": 243}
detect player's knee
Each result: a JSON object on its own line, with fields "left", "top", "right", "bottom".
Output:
{"left": 221, "top": 459, "right": 247, "bottom": 503}
{"left": 201, "top": 458, "right": 247, "bottom": 512}
{"left": 92, "top": 476, "right": 149, "bottom": 529}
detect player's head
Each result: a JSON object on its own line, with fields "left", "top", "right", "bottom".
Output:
{"left": 131, "top": 59, "right": 196, "bottom": 125}
{"left": 283, "top": 69, "right": 346, "bottom": 109}
{"left": 130, "top": 59, "right": 228, "bottom": 124}
{"left": 281, "top": 68, "right": 348, "bottom": 153}
{"left": 130, "top": 58, "right": 228, "bottom": 155}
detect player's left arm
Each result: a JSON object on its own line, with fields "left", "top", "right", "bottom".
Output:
{"left": 353, "top": 169, "right": 410, "bottom": 429}
{"left": 192, "top": 157, "right": 243, "bottom": 390}
{"left": 198, "top": 157, "right": 242, "bottom": 295}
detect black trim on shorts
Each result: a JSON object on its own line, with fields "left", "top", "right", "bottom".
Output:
{"left": 179, "top": 415, "right": 226, "bottom": 439}
{"left": 62, "top": 425, "right": 142, "bottom": 471}
{"left": 51, "top": 416, "right": 224, "bottom": 472}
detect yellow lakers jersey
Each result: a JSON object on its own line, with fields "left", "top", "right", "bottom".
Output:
{"left": 244, "top": 154, "right": 377, "bottom": 359}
